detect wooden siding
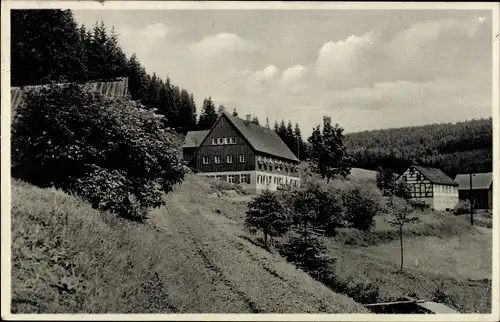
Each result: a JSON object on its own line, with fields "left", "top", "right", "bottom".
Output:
{"left": 194, "top": 116, "right": 256, "bottom": 172}
{"left": 400, "top": 166, "right": 433, "bottom": 198}
{"left": 255, "top": 153, "right": 300, "bottom": 178}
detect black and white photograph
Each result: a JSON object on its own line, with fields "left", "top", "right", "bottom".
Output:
{"left": 1, "top": 1, "right": 499, "bottom": 320}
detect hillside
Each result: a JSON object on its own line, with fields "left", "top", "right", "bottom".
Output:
{"left": 11, "top": 177, "right": 367, "bottom": 314}
{"left": 344, "top": 118, "right": 492, "bottom": 177}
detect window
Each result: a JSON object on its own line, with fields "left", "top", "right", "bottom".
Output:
{"left": 215, "top": 175, "right": 223, "bottom": 181}
{"left": 202, "top": 156, "right": 209, "bottom": 164}
{"left": 215, "top": 156, "right": 221, "bottom": 164}
{"left": 239, "top": 154, "right": 247, "bottom": 163}
{"left": 230, "top": 137, "right": 236, "bottom": 144}
{"left": 409, "top": 167, "right": 415, "bottom": 174}
{"left": 240, "top": 174, "right": 251, "bottom": 184}
{"left": 227, "top": 155, "right": 234, "bottom": 163}
{"left": 228, "top": 175, "right": 236, "bottom": 183}
{"left": 416, "top": 174, "right": 421, "bottom": 181}
{"left": 223, "top": 138, "right": 229, "bottom": 145}
{"left": 217, "top": 138, "right": 223, "bottom": 145}
{"left": 270, "top": 165, "right": 273, "bottom": 171}
{"left": 212, "top": 138, "right": 217, "bottom": 145}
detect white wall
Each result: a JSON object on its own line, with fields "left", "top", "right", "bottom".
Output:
{"left": 432, "top": 184, "right": 459, "bottom": 211}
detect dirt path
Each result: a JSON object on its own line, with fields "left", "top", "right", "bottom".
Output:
{"left": 149, "top": 193, "right": 367, "bottom": 313}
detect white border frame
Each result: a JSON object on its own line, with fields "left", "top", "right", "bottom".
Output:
{"left": 1, "top": 1, "right": 499, "bottom": 321}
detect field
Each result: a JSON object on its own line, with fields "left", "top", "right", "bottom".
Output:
{"left": 10, "top": 167, "right": 492, "bottom": 313}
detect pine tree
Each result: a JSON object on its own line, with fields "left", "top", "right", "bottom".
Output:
{"left": 197, "top": 97, "right": 218, "bottom": 130}
{"left": 245, "top": 190, "right": 291, "bottom": 249}
{"left": 232, "top": 108, "right": 238, "bottom": 117}
{"left": 294, "top": 122, "right": 304, "bottom": 159}
{"left": 266, "top": 117, "right": 270, "bottom": 128}
{"left": 273, "top": 121, "right": 279, "bottom": 132}
{"left": 126, "top": 53, "right": 149, "bottom": 102}
{"left": 11, "top": 9, "right": 88, "bottom": 86}
{"left": 218, "top": 105, "right": 226, "bottom": 114}
{"left": 251, "top": 116, "right": 260, "bottom": 125}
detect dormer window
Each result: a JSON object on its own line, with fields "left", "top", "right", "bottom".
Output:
{"left": 230, "top": 137, "right": 236, "bottom": 144}
{"left": 217, "top": 138, "right": 223, "bottom": 145}
{"left": 212, "top": 138, "right": 217, "bottom": 145}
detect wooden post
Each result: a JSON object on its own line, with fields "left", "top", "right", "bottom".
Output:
{"left": 469, "top": 173, "right": 474, "bottom": 226}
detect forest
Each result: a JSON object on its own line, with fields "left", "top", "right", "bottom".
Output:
{"left": 343, "top": 118, "right": 493, "bottom": 177}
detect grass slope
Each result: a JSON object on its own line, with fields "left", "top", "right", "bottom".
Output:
{"left": 11, "top": 177, "right": 367, "bottom": 313}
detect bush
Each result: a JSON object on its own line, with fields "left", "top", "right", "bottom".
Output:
{"left": 278, "top": 234, "right": 337, "bottom": 280}
{"left": 279, "top": 181, "right": 344, "bottom": 235}
{"left": 342, "top": 185, "right": 381, "bottom": 231}
{"left": 323, "top": 276, "right": 380, "bottom": 304}
{"left": 409, "top": 199, "right": 429, "bottom": 211}
{"left": 454, "top": 200, "right": 471, "bottom": 215}
{"left": 12, "top": 84, "right": 185, "bottom": 220}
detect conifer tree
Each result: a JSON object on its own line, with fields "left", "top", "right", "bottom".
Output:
{"left": 197, "top": 97, "right": 218, "bottom": 130}
{"left": 245, "top": 190, "right": 290, "bottom": 249}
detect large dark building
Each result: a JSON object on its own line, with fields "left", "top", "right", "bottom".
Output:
{"left": 182, "top": 112, "right": 301, "bottom": 193}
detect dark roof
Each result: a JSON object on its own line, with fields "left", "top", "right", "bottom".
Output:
{"left": 11, "top": 77, "right": 130, "bottom": 112}
{"left": 413, "top": 165, "right": 458, "bottom": 186}
{"left": 223, "top": 113, "right": 299, "bottom": 162}
{"left": 454, "top": 172, "right": 493, "bottom": 190}
{"left": 182, "top": 130, "right": 210, "bottom": 148}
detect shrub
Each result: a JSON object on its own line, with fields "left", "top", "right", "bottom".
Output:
{"left": 409, "top": 199, "right": 429, "bottom": 211}
{"left": 278, "top": 234, "right": 337, "bottom": 280}
{"left": 12, "top": 83, "right": 185, "bottom": 220}
{"left": 323, "top": 276, "right": 380, "bottom": 304}
{"left": 454, "top": 200, "right": 471, "bottom": 215}
{"left": 280, "top": 181, "right": 344, "bottom": 236}
{"left": 342, "top": 185, "right": 381, "bottom": 231}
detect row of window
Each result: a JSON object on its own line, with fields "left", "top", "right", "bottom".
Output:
{"left": 207, "top": 174, "right": 251, "bottom": 184}
{"left": 202, "top": 154, "right": 247, "bottom": 165}
{"left": 436, "top": 185, "right": 457, "bottom": 194}
{"left": 257, "top": 175, "right": 299, "bottom": 187}
{"left": 212, "top": 137, "right": 237, "bottom": 145}
{"left": 258, "top": 163, "right": 298, "bottom": 173}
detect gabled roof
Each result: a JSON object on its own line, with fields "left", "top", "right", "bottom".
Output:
{"left": 193, "top": 113, "right": 299, "bottom": 162}
{"left": 11, "top": 77, "right": 130, "bottom": 112}
{"left": 182, "top": 130, "right": 210, "bottom": 148}
{"left": 412, "top": 165, "right": 458, "bottom": 186}
{"left": 224, "top": 113, "right": 299, "bottom": 162}
{"left": 454, "top": 172, "right": 493, "bottom": 190}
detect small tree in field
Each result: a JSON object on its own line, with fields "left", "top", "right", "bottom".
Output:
{"left": 245, "top": 190, "right": 290, "bottom": 249}
{"left": 386, "top": 196, "right": 419, "bottom": 271}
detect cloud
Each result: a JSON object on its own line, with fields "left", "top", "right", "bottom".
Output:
{"left": 282, "top": 65, "right": 307, "bottom": 83}
{"left": 315, "top": 31, "right": 379, "bottom": 82}
{"left": 116, "top": 22, "right": 173, "bottom": 54}
{"left": 190, "top": 33, "right": 260, "bottom": 57}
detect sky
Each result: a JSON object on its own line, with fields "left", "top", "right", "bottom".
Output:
{"left": 73, "top": 9, "right": 493, "bottom": 135}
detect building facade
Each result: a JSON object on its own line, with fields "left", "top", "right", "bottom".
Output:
{"left": 183, "top": 113, "right": 301, "bottom": 193}
{"left": 397, "top": 164, "right": 459, "bottom": 211}
{"left": 454, "top": 172, "right": 493, "bottom": 209}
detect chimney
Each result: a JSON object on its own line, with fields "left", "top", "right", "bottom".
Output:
{"left": 245, "top": 114, "right": 251, "bottom": 122}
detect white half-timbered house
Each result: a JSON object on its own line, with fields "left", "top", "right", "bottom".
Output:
{"left": 397, "top": 164, "right": 459, "bottom": 211}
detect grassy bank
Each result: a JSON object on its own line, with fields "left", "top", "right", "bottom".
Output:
{"left": 11, "top": 177, "right": 367, "bottom": 313}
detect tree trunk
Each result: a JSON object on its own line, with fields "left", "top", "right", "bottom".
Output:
{"left": 304, "top": 220, "right": 307, "bottom": 244}
{"left": 399, "top": 224, "right": 404, "bottom": 271}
